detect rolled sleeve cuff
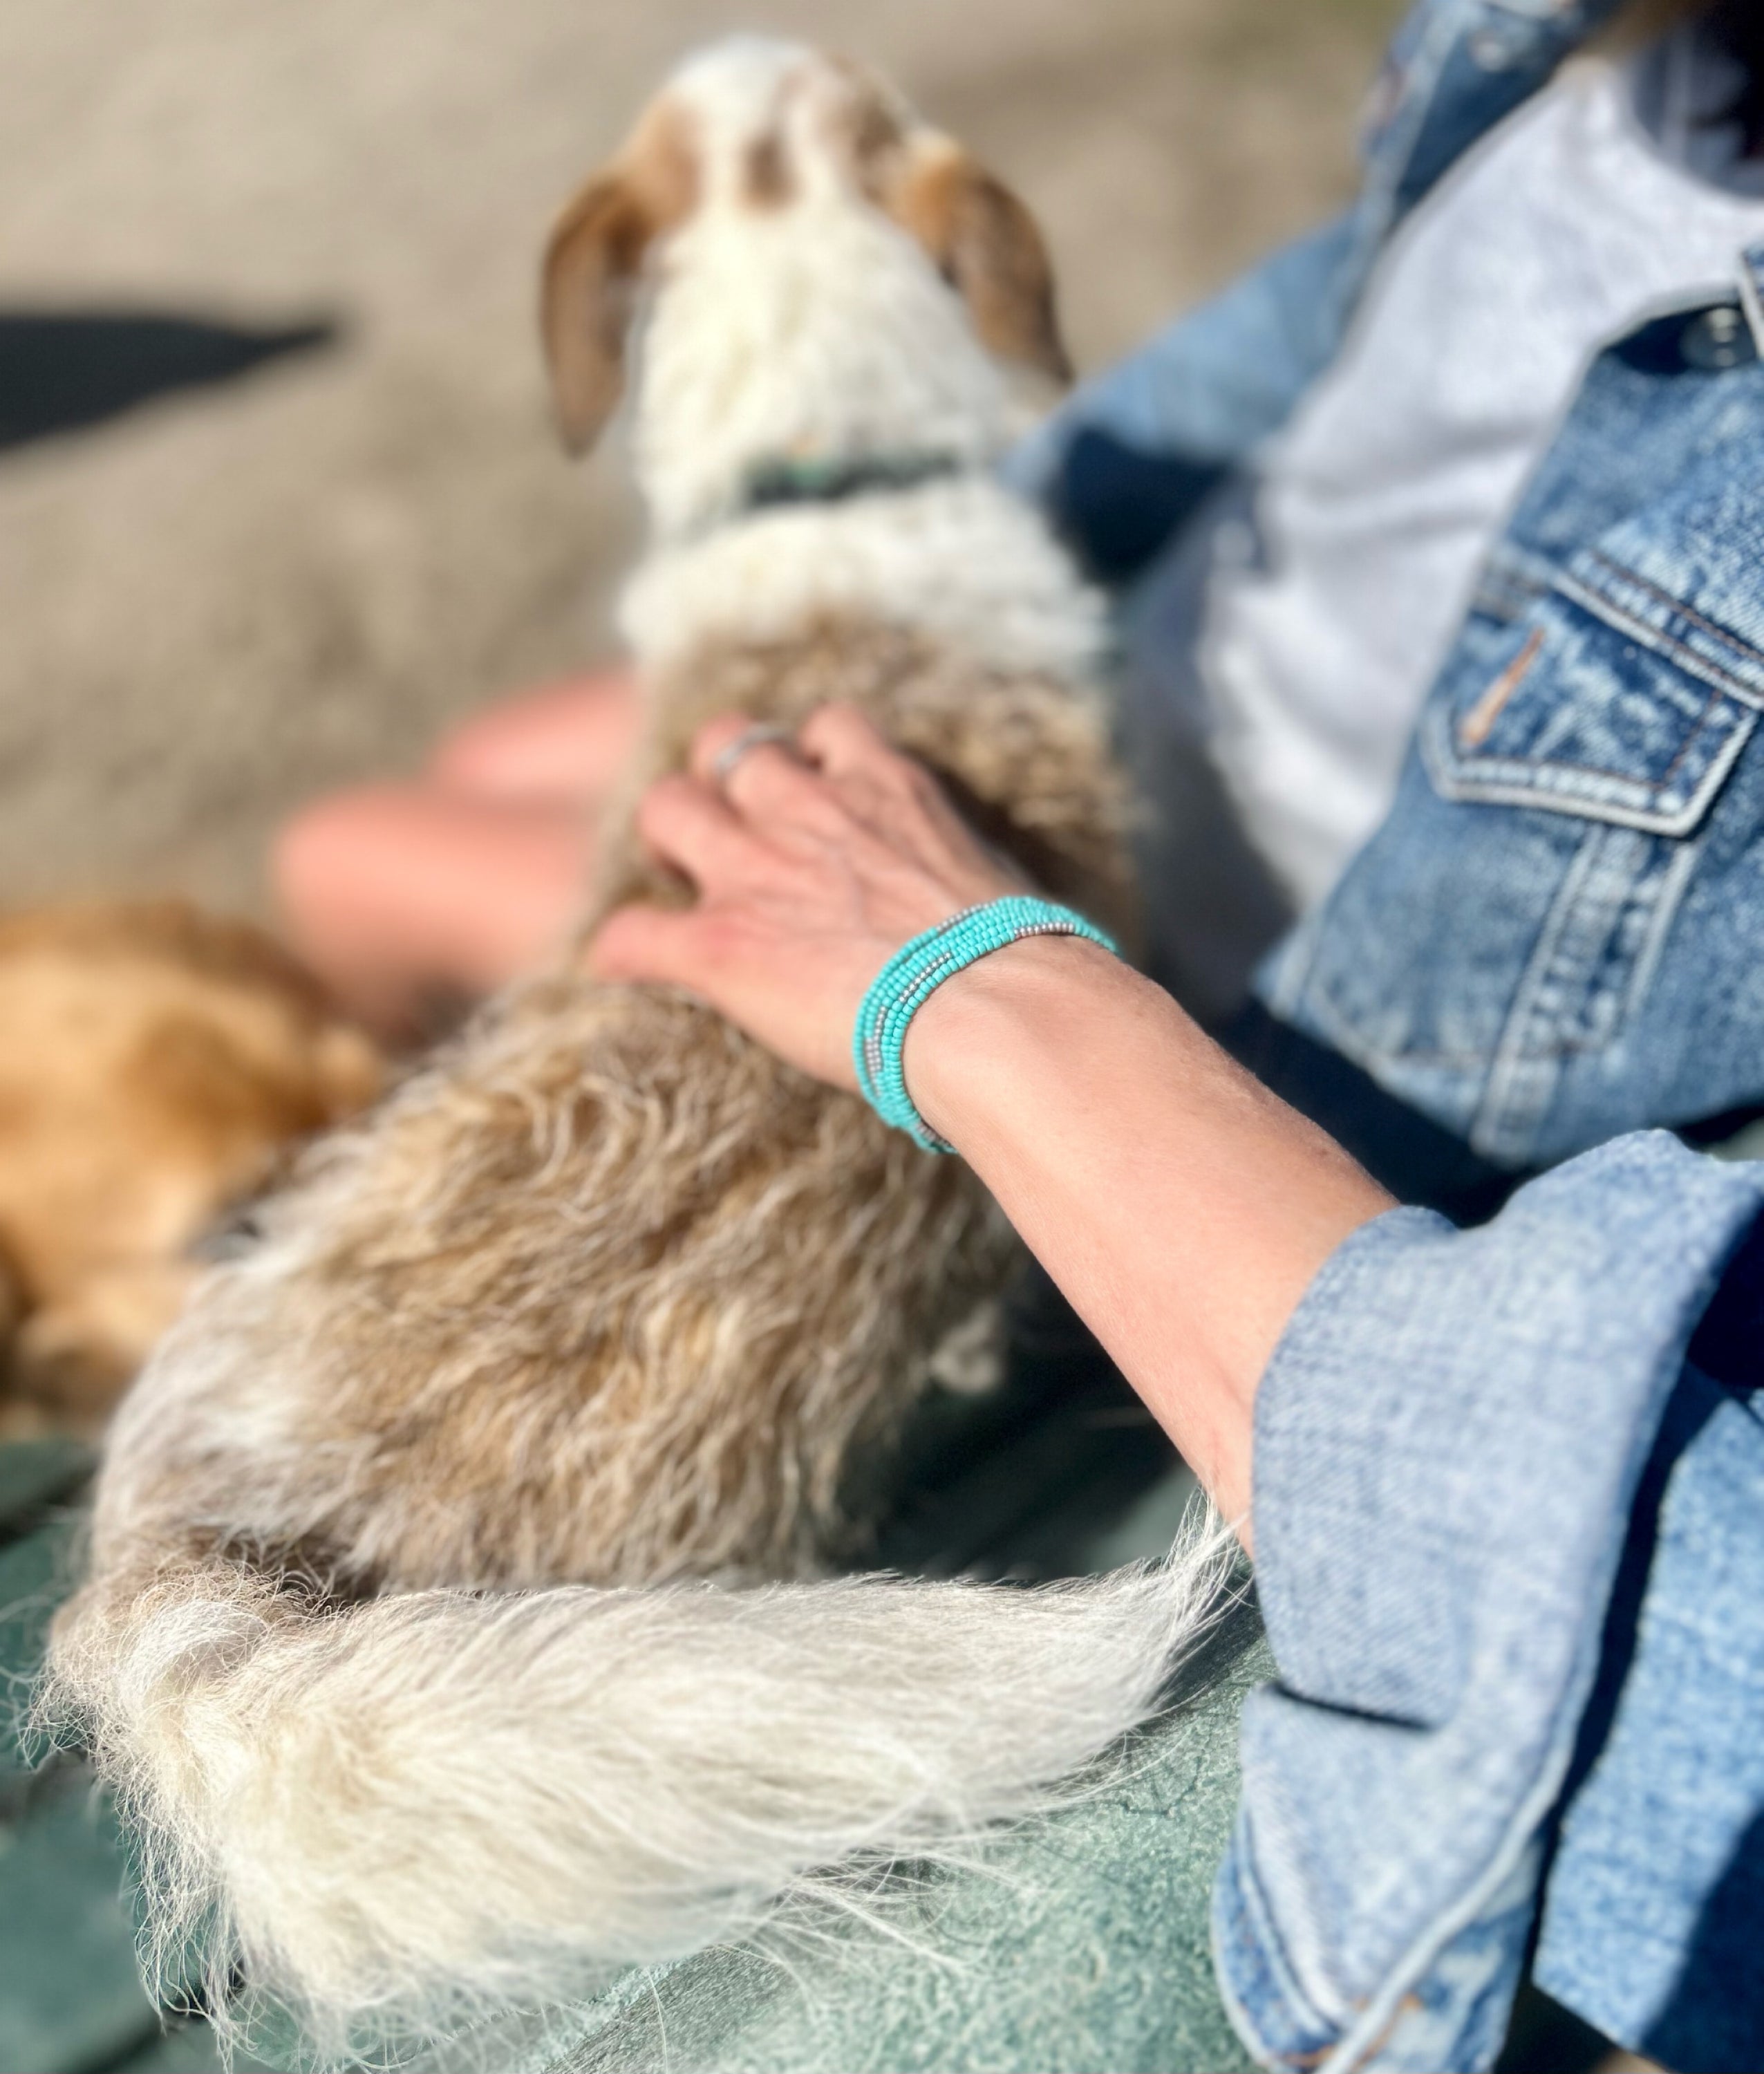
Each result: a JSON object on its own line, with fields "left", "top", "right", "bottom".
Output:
{"left": 1212, "top": 1132, "right": 1764, "bottom": 2073}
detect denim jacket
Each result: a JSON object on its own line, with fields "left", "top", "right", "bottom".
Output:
{"left": 1013, "top": 0, "right": 1764, "bottom": 1175}
{"left": 1011, "top": 7, "right": 1764, "bottom": 2069}
{"left": 1223, "top": 1132, "right": 1764, "bottom": 2074}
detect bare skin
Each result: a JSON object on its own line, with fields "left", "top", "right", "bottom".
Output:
{"left": 275, "top": 667, "right": 641, "bottom": 1034}
{"left": 591, "top": 704, "right": 1394, "bottom": 1539}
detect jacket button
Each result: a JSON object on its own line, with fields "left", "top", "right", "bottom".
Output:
{"left": 1680, "top": 305, "right": 1756, "bottom": 372}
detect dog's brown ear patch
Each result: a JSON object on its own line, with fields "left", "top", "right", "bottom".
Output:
{"left": 887, "top": 140, "right": 1071, "bottom": 386}
{"left": 541, "top": 104, "right": 698, "bottom": 456}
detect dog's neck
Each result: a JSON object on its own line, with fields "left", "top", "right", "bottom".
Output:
{"left": 619, "top": 191, "right": 1100, "bottom": 685}
{"left": 630, "top": 196, "right": 1017, "bottom": 545}
{"left": 618, "top": 471, "right": 1107, "bottom": 691}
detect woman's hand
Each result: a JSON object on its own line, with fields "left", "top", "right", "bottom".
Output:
{"left": 588, "top": 704, "right": 1022, "bottom": 1087}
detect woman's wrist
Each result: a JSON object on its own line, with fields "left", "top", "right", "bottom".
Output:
{"left": 901, "top": 933, "right": 1390, "bottom": 1534}
{"left": 855, "top": 903, "right": 1118, "bottom": 1150}
{"left": 902, "top": 933, "right": 1133, "bottom": 1153}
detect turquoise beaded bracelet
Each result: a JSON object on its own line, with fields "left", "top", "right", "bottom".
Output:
{"left": 852, "top": 895, "right": 1120, "bottom": 1152}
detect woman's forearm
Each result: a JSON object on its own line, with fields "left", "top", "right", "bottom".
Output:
{"left": 906, "top": 935, "right": 1392, "bottom": 1534}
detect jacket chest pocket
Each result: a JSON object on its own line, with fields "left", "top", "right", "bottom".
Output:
{"left": 1422, "top": 550, "right": 1761, "bottom": 834}
{"left": 1266, "top": 548, "right": 1763, "bottom": 1165}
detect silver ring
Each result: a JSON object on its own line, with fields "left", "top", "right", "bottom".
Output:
{"left": 709, "top": 722, "right": 798, "bottom": 794}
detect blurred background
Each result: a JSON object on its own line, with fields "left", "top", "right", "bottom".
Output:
{"left": 0, "top": 0, "right": 1400, "bottom": 919}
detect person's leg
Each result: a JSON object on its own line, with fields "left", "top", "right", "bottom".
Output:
{"left": 275, "top": 668, "right": 641, "bottom": 1034}
{"left": 275, "top": 787, "right": 597, "bottom": 1036}
{"left": 426, "top": 668, "right": 642, "bottom": 801}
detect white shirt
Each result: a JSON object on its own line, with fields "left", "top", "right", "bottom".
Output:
{"left": 1203, "top": 28, "right": 1764, "bottom": 911}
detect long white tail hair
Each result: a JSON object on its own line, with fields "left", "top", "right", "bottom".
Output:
{"left": 42, "top": 1524, "right": 1228, "bottom": 2061}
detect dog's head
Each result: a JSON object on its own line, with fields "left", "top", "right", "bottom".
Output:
{"left": 541, "top": 39, "right": 1069, "bottom": 536}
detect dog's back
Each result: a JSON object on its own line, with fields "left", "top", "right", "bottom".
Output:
{"left": 81, "top": 38, "right": 1127, "bottom": 1591}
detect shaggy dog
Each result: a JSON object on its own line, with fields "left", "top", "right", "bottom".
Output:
{"left": 0, "top": 899, "right": 379, "bottom": 1430}
{"left": 45, "top": 40, "right": 1222, "bottom": 2061}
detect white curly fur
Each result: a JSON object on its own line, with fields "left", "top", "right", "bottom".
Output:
{"left": 41, "top": 37, "right": 1226, "bottom": 2066}
{"left": 50, "top": 1529, "right": 1230, "bottom": 2061}
{"left": 620, "top": 480, "right": 1108, "bottom": 686}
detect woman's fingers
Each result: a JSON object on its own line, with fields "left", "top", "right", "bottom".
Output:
{"left": 687, "top": 714, "right": 807, "bottom": 801}
{"left": 688, "top": 712, "right": 770, "bottom": 785}
{"left": 586, "top": 703, "right": 1029, "bottom": 1091}
{"left": 635, "top": 774, "right": 753, "bottom": 886}
{"left": 794, "top": 704, "right": 914, "bottom": 827}
{"left": 587, "top": 901, "right": 709, "bottom": 989}
{"left": 726, "top": 744, "right": 837, "bottom": 826}
{"left": 688, "top": 712, "right": 854, "bottom": 839}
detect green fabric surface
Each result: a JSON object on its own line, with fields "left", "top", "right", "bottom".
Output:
{"left": 0, "top": 1772, "right": 161, "bottom": 2073}
{"left": 111, "top": 2017, "right": 284, "bottom": 2072}
{"left": 471, "top": 1603, "right": 1265, "bottom": 2074}
{"left": 0, "top": 1500, "right": 169, "bottom": 2074}
{"left": 234, "top": 1629, "right": 1265, "bottom": 2074}
{"left": 0, "top": 1468, "right": 246, "bottom": 2074}
{"left": 0, "top": 1437, "right": 94, "bottom": 1533}
{"left": 373, "top": 1459, "right": 1266, "bottom": 2074}
{"left": 484, "top": 1388, "right": 1263, "bottom": 2074}
{"left": 0, "top": 1511, "right": 80, "bottom": 1780}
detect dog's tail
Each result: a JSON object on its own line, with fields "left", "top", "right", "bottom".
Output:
{"left": 43, "top": 1530, "right": 1227, "bottom": 2057}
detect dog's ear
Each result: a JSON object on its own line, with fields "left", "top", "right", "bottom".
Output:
{"left": 541, "top": 174, "right": 653, "bottom": 455}
{"left": 886, "top": 140, "right": 1071, "bottom": 386}
{"left": 541, "top": 108, "right": 697, "bottom": 456}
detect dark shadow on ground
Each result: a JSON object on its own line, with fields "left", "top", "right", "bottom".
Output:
{"left": 860, "top": 1261, "right": 1179, "bottom": 1583}
{"left": 0, "top": 310, "right": 340, "bottom": 452}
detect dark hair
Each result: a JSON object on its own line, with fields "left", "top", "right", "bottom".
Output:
{"left": 1707, "top": 1, "right": 1764, "bottom": 158}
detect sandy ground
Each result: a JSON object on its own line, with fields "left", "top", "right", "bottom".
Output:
{"left": 0, "top": 0, "right": 1399, "bottom": 917}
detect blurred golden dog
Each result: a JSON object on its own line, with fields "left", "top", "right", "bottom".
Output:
{"left": 0, "top": 899, "right": 381, "bottom": 1430}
